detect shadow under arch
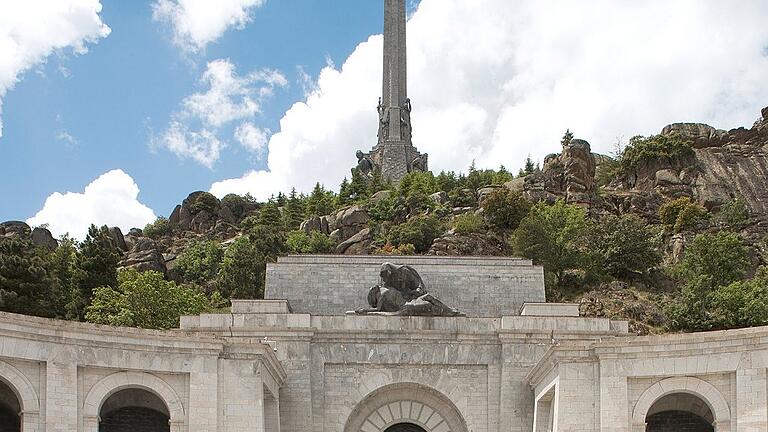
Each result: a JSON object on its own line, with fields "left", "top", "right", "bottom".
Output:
{"left": 344, "top": 382, "right": 469, "bottom": 432}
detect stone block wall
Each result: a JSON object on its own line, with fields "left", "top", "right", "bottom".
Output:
{"left": 264, "top": 255, "right": 545, "bottom": 317}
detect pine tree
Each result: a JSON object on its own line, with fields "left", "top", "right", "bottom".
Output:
{"left": 283, "top": 188, "right": 306, "bottom": 230}
{"left": 519, "top": 156, "right": 536, "bottom": 177}
{"left": 0, "top": 236, "right": 53, "bottom": 316}
{"left": 561, "top": 129, "right": 574, "bottom": 147}
{"left": 338, "top": 177, "right": 352, "bottom": 205}
{"left": 306, "top": 183, "right": 335, "bottom": 217}
{"left": 70, "top": 225, "right": 121, "bottom": 319}
{"left": 257, "top": 200, "right": 283, "bottom": 228}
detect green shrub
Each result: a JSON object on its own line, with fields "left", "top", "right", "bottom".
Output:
{"left": 452, "top": 213, "right": 485, "bottom": 234}
{"left": 187, "top": 192, "right": 220, "bottom": 214}
{"left": 594, "top": 157, "right": 622, "bottom": 187}
{"left": 220, "top": 194, "right": 249, "bottom": 218}
{"left": 679, "top": 231, "right": 748, "bottom": 288}
{"left": 85, "top": 269, "right": 212, "bottom": 329}
{"left": 667, "top": 231, "right": 752, "bottom": 331}
{"left": 511, "top": 200, "right": 597, "bottom": 287}
{"left": 593, "top": 214, "right": 661, "bottom": 278}
{"left": 621, "top": 134, "right": 693, "bottom": 172}
{"left": 286, "top": 230, "right": 336, "bottom": 254}
{"left": 373, "top": 243, "right": 416, "bottom": 256}
{"left": 387, "top": 215, "right": 444, "bottom": 253}
{"left": 659, "top": 197, "right": 707, "bottom": 233}
{"left": 715, "top": 199, "right": 749, "bottom": 230}
{"left": 481, "top": 189, "right": 531, "bottom": 230}
{"left": 143, "top": 217, "right": 173, "bottom": 239}
{"left": 216, "top": 236, "right": 264, "bottom": 299}
{"left": 448, "top": 188, "right": 476, "bottom": 207}
{"left": 709, "top": 267, "right": 768, "bottom": 329}
{"left": 175, "top": 240, "right": 224, "bottom": 285}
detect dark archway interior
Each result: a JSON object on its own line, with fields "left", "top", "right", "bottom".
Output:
{"left": 99, "top": 388, "right": 170, "bottom": 432}
{"left": 0, "top": 380, "right": 20, "bottom": 432}
{"left": 384, "top": 423, "right": 427, "bottom": 432}
{"left": 645, "top": 393, "right": 714, "bottom": 432}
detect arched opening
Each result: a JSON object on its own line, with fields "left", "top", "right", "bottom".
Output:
{"left": 344, "top": 382, "right": 469, "bottom": 432}
{"left": 384, "top": 424, "right": 427, "bottom": 432}
{"left": 99, "top": 388, "right": 170, "bottom": 432}
{"left": 0, "top": 380, "right": 20, "bottom": 432}
{"left": 645, "top": 393, "right": 714, "bottom": 432}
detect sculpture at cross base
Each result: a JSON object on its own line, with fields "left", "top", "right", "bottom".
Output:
{"left": 348, "top": 263, "right": 465, "bottom": 317}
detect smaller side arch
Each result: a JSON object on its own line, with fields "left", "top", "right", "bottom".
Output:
{"left": 632, "top": 377, "right": 730, "bottom": 429}
{"left": 0, "top": 359, "right": 40, "bottom": 414}
{"left": 83, "top": 371, "right": 185, "bottom": 423}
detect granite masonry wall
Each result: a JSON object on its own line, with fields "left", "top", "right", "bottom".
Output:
{"left": 264, "top": 255, "right": 545, "bottom": 317}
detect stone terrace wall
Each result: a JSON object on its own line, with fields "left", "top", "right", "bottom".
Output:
{"left": 264, "top": 255, "right": 545, "bottom": 317}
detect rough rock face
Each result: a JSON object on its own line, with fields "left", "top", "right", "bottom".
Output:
{"left": 692, "top": 145, "right": 768, "bottom": 216}
{"left": 336, "top": 228, "right": 373, "bottom": 255}
{"left": 119, "top": 238, "right": 167, "bottom": 274}
{"left": 522, "top": 138, "right": 597, "bottom": 206}
{"left": 108, "top": 227, "right": 128, "bottom": 252}
{"left": 301, "top": 205, "right": 371, "bottom": 247}
{"left": 31, "top": 227, "right": 58, "bottom": 250}
{"left": 0, "top": 221, "right": 31, "bottom": 238}
{"left": 660, "top": 123, "right": 726, "bottom": 148}
{"left": 585, "top": 106, "right": 768, "bottom": 224}
{"left": 168, "top": 191, "right": 241, "bottom": 239}
{"left": 427, "top": 231, "right": 508, "bottom": 256}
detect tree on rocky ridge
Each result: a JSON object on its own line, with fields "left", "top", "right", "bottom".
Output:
{"left": 69, "top": 225, "right": 121, "bottom": 320}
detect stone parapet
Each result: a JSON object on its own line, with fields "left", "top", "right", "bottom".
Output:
{"left": 265, "top": 255, "right": 545, "bottom": 317}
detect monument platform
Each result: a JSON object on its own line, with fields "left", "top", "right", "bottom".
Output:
{"left": 264, "top": 255, "right": 546, "bottom": 317}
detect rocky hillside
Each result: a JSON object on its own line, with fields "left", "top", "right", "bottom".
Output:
{"left": 2, "top": 106, "right": 767, "bottom": 333}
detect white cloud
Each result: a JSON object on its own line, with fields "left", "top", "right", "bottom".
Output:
{"left": 152, "top": 0, "right": 266, "bottom": 52}
{"left": 0, "top": 0, "right": 110, "bottom": 137}
{"left": 210, "top": 0, "right": 768, "bottom": 200}
{"left": 234, "top": 122, "right": 269, "bottom": 155}
{"left": 159, "top": 121, "right": 224, "bottom": 168}
{"left": 27, "top": 170, "right": 156, "bottom": 240}
{"left": 156, "top": 59, "right": 285, "bottom": 167}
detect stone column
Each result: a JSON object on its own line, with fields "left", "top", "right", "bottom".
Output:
{"left": 736, "top": 368, "right": 768, "bottom": 431}
{"left": 45, "top": 361, "right": 78, "bottom": 432}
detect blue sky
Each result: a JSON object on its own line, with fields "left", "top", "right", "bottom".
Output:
{"left": 1, "top": 0, "right": 393, "bottom": 222}
{"left": 1, "top": 0, "right": 767, "bottom": 239}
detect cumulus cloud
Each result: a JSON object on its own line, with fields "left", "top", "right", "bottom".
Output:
{"left": 0, "top": 0, "right": 110, "bottom": 137}
{"left": 234, "top": 122, "right": 269, "bottom": 155}
{"left": 152, "top": 0, "right": 266, "bottom": 52}
{"left": 210, "top": 0, "right": 768, "bottom": 199}
{"left": 155, "top": 59, "right": 286, "bottom": 167}
{"left": 27, "top": 170, "right": 156, "bottom": 240}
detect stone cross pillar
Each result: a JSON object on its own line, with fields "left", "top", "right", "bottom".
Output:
{"left": 361, "top": 0, "right": 428, "bottom": 182}
{"left": 382, "top": 0, "right": 407, "bottom": 112}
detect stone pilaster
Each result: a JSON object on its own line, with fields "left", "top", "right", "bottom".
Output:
{"left": 45, "top": 361, "right": 78, "bottom": 432}
{"left": 736, "top": 368, "right": 768, "bottom": 431}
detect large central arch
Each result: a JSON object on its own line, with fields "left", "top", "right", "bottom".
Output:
{"left": 344, "top": 382, "right": 469, "bottom": 432}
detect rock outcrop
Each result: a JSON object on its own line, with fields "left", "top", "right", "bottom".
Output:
{"left": 0, "top": 221, "right": 31, "bottom": 238}
{"left": 169, "top": 191, "right": 241, "bottom": 237}
{"left": 0, "top": 222, "right": 58, "bottom": 250}
{"left": 31, "top": 227, "right": 58, "bottom": 250}
{"left": 522, "top": 138, "right": 597, "bottom": 206}
{"left": 300, "top": 205, "right": 371, "bottom": 247}
{"left": 119, "top": 238, "right": 167, "bottom": 274}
